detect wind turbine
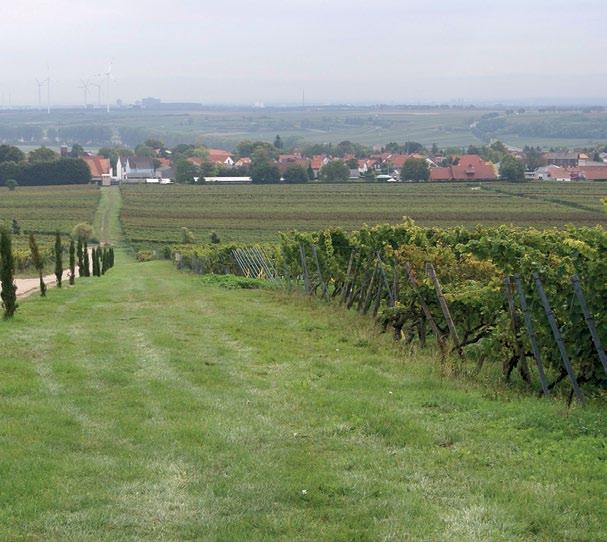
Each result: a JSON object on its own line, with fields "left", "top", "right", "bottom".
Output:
{"left": 35, "top": 78, "right": 46, "bottom": 109}
{"left": 90, "top": 81, "right": 102, "bottom": 108}
{"left": 104, "top": 61, "right": 115, "bottom": 113}
{"left": 79, "top": 79, "right": 91, "bottom": 107}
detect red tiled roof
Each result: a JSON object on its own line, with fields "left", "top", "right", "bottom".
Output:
{"left": 570, "top": 165, "right": 607, "bottom": 180}
{"left": 82, "top": 155, "right": 110, "bottom": 178}
{"left": 429, "top": 155, "right": 497, "bottom": 181}
{"left": 429, "top": 167, "right": 453, "bottom": 181}
{"left": 207, "top": 149, "right": 232, "bottom": 163}
{"left": 451, "top": 155, "right": 497, "bottom": 180}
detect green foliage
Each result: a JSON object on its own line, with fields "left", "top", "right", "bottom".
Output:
{"left": 251, "top": 159, "right": 280, "bottom": 184}
{"left": 319, "top": 160, "right": 350, "bottom": 182}
{"left": 69, "top": 239, "right": 75, "bottom": 285}
{"left": 28, "top": 233, "right": 47, "bottom": 296}
{"left": 54, "top": 232, "right": 63, "bottom": 288}
{"left": 71, "top": 222, "right": 94, "bottom": 242}
{"left": 210, "top": 231, "right": 221, "bottom": 244}
{"left": 0, "top": 229, "right": 18, "bottom": 318}
{"left": 500, "top": 155, "right": 526, "bottom": 182}
{"left": 400, "top": 158, "right": 430, "bottom": 181}
{"left": 5, "top": 178, "right": 18, "bottom": 191}
{"left": 28, "top": 147, "right": 57, "bottom": 163}
{"left": 277, "top": 221, "right": 607, "bottom": 389}
{"left": 83, "top": 242, "right": 90, "bottom": 277}
{"left": 181, "top": 227, "right": 196, "bottom": 244}
{"left": 283, "top": 165, "right": 309, "bottom": 184}
{"left": 136, "top": 250, "right": 155, "bottom": 262}
{"left": 174, "top": 158, "right": 199, "bottom": 184}
{"left": 0, "top": 144, "right": 25, "bottom": 163}
{"left": 273, "top": 134, "right": 283, "bottom": 149}
{"left": 11, "top": 219, "right": 20, "bottom": 235}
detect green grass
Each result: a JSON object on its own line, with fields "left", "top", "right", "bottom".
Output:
{"left": 120, "top": 182, "right": 607, "bottom": 247}
{"left": 1, "top": 187, "right": 606, "bottom": 540}
{"left": 1, "top": 253, "right": 606, "bottom": 540}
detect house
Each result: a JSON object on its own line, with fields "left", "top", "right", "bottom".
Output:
{"left": 429, "top": 155, "right": 497, "bottom": 181}
{"left": 570, "top": 165, "right": 607, "bottom": 181}
{"left": 534, "top": 165, "right": 571, "bottom": 181}
{"left": 235, "top": 157, "right": 252, "bottom": 168}
{"left": 544, "top": 152, "right": 579, "bottom": 168}
{"left": 207, "top": 149, "right": 234, "bottom": 166}
{"left": 116, "top": 156, "right": 157, "bottom": 183}
{"left": 310, "top": 155, "right": 330, "bottom": 178}
{"left": 82, "top": 155, "right": 111, "bottom": 184}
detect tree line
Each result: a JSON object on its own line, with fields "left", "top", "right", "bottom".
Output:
{"left": 0, "top": 226, "right": 115, "bottom": 319}
{"left": 0, "top": 145, "right": 91, "bottom": 187}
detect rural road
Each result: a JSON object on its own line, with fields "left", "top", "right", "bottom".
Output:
{"left": 15, "top": 248, "right": 95, "bottom": 299}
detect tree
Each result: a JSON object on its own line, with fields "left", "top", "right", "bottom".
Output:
{"left": 401, "top": 158, "right": 430, "bottom": 181}
{"left": 210, "top": 231, "right": 220, "bottom": 244}
{"left": 72, "top": 223, "right": 94, "bottom": 242}
{"left": 0, "top": 145, "right": 25, "bottom": 163}
{"left": 181, "top": 227, "right": 196, "bottom": 244}
{"left": 403, "top": 141, "right": 425, "bottom": 154}
{"left": 319, "top": 160, "right": 349, "bottom": 182}
{"left": 5, "top": 178, "right": 18, "bottom": 191}
{"left": 431, "top": 143, "right": 439, "bottom": 155}
{"left": 174, "top": 158, "right": 199, "bottom": 184}
{"left": 69, "top": 239, "right": 76, "bottom": 285}
{"left": 54, "top": 232, "right": 63, "bottom": 287}
{"left": 273, "top": 135, "right": 284, "bottom": 149}
{"left": 522, "top": 146, "right": 546, "bottom": 170}
{"left": 11, "top": 219, "right": 20, "bottom": 235}
{"left": 283, "top": 165, "right": 309, "bottom": 184}
{"left": 77, "top": 238, "right": 84, "bottom": 276}
{"left": 28, "top": 233, "right": 46, "bottom": 297}
{"left": 500, "top": 155, "right": 526, "bottom": 182}
{"left": 134, "top": 144, "right": 154, "bottom": 157}
{"left": 0, "top": 229, "right": 18, "bottom": 318}
{"left": 83, "top": 242, "right": 90, "bottom": 277}
{"left": 69, "top": 144, "right": 84, "bottom": 158}
{"left": 28, "top": 147, "right": 57, "bottom": 163}
{"left": 251, "top": 159, "right": 280, "bottom": 184}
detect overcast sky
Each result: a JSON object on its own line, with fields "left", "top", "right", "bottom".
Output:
{"left": 1, "top": 0, "right": 605, "bottom": 106}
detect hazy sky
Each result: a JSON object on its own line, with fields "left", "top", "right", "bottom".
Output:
{"left": 1, "top": 0, "right": 606, "bottom": 106}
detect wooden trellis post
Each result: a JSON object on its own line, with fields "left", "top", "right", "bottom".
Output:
{"left": 299, "top": 243, "right": 311, "bottom": 294}
{"left": 404, "top": 262, "right": 446, "bottom": 352}
{"left": 503, "top": 276, "right": 531, "bottom": 383}
{"left": 533, "top": 272, "right": 584, "bottom": 404}
{"left": 425, "top": 262, "right": 462, "bottom": 357}
{"left": 571, "top": 274, "right": 607, "bottom": 376}
{"left": 312, "top": 244, "right": 330, "bottom": 302}
{"left": 513, "top": 275, "right": 550, "bottom": 396}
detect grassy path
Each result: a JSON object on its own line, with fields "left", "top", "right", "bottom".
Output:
{"left": 0, "top": 192, "right": 606, "bottom": 540}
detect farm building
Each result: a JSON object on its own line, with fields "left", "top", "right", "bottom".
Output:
{"left": 429, "top": 154, "right": 497, "bottom": 181}
{"left": 82, "top": 155, "right": 112, "bottom": 184}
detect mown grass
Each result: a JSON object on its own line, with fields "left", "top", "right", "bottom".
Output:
{"left": 120, "top": 182, "right": 607, "bottom": 248}
{"left": 1, "top": 250, "right": 606, "bottom": 541}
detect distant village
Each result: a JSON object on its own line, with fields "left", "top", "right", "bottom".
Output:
{"left": 73, "top": 138, "right": 607, "bottom": 186}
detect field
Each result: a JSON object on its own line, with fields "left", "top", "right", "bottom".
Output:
{"left": 120, "top": 182, "right": 607, "bottom": 247}
{"left": 1, "top": 249, "right": 606, "bottom": 539}
{"left": 4, "top": 106, "right": 607, "bottom": 150}
{"left": 1, "top": 188, "right": 606, "bottom": 539}
{"left": 0, "top": 185, "right": 100, "bottom": 250}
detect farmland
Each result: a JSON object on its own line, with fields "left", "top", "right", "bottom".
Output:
{"left": 120, "top": 182, "right": 607, "bottom": 248}
{"left": 0, "top": 185, "right": 100, "bottom": 248}
{"left": 4, "top": 106, "right": 607, "bottom": 150}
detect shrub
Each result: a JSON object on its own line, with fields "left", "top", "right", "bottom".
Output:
{"left": 0, "top": 229, "right": 18, "bottom": 318}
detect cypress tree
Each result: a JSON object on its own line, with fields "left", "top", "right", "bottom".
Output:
{"left": 109, "top": 247, "right": 115, "bottom": 268}
{"left": 28, "top": 233, "right": 46, "bottom": 297}
{"left": 0, "top": 229, "right": 18, "bottom": 318}
{"left": 69, "top": 239, "right": 76, "bottom": 285}
{"left": 83, "top": 242, "right": 90, "bottom": 277}
{"left": 77, "top": 238, "right": 84, "bottom": 276}
{"left": 101, "top": 248, "right": 107, "bottom": 275}
{"left": 91, "top": 248, "right": 97, "bottom": 277}
{"left": 54, "top": 232, "right": 63, "bottom": 288}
